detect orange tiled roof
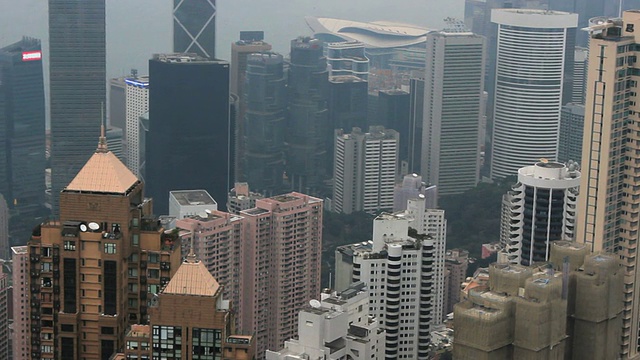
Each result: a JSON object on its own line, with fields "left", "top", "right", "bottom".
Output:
{"left": 163, "top": 260, "right": 220, "bottom": 297}
{"left": 65, "top": 150, "right": 138, "bottom": 194}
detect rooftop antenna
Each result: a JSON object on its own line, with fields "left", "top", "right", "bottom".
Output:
{"left": 97, "top": 102, "right": 108, "bottom": 152}
{"left": 619, "top": 0, "right": 623, "bottom": 18}
{"left": 187, "top": 231, "right": 197, "bottom": 263}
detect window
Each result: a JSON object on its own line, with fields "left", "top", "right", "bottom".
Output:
{"left": 101, "top": 327, "right": 115, "bottom": 335}
{"left": 148, "top": 253, "right": 159, "bottom": 263}
{"left": 129, "top": 283, "right": 139, "bottom": 292}
{"left": 148, "top": 284, "right": 160, "bottom": 294}
{"left": 128, "top": 298, "right": 138, "bottom": 308}
{"left": 42, "top": 345, "right": 53, "bottom": 353}
{"left": 192, "top": 328, "right": 221, "bottom": 359}
{"left": 132, "top": 234, "right": 139, "bottom": 246}
{"left": 148, "top": 269, "right": 160, "bottom": 279}
{"left": 64, "top": 241, "right": 76, "bottom": 251}
{"left": 104, "top": 243, "right": 117, "bottom": 254}
{"left": 128, "top": 268, "right": 138, "bottom": 278}
{"left": 152, "top": 326, "right": 182, "bottom": 358}
{"left": 42, "top": 262, "right": 52, "bottom": 272}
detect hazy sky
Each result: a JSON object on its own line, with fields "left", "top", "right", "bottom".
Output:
{"left": 1, "top": 0, "right": 463, "bottom": 78}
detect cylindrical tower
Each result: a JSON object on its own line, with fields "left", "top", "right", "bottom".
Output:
{"left": 502, "top": 161, "right": 581, "bottom": 266}
{"left": 385, "top": 244, "right": 402, "bottom": 360}
{"left": 490, "top": 9, "right": 578, "bottom": 179}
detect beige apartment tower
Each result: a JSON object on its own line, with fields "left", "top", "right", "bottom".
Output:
{"left": 576, "top": 11, "right": 640, "bottom": 359}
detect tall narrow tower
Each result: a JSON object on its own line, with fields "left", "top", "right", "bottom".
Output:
{"left": 489, "top": 9, "right": 577, "bottom": 179}
{"left": 49, "top": 0, "right": 106, "bottom": 214}
{"left": 576, "top": 12, "right": 640, "bottom": 358}
{"left": 173, "top": 0, "right": 216, "bottom": 58}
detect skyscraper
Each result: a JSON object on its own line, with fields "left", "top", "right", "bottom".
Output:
{"left": 287, "top": 37, "right": 330, "bottom": 194}
{"left": 490, "top": 9, "right": 578, "bottom": 179}
{"left": 333, "top": 127, "right": 399, "bottom": 214}
{"left": 377, "top": 90, "right": 410, "bottom": 168}
{"left": 328, "top": 75, "right": 368, "bottom": 132}
{"left": 0, "top": 195, "right": 7, "bottom": 260}
{"left": 49, "top": 0, "right": 106, "bottom": 214}
{"left": 499, "top": 161, "right": 580, "bottom": 266}
{"left": 335, "top": 210, "right": 446, "bottom": 359}
{"left": 0, "top": 37, "right": 46, "bottom": 228}
{"left": 108, "top": 77, "right": 126, "bottom": 130}
{"left": 558, "top": 103, "right": 585, "bottom": 165}
{"left": 243, "top": 52, "right": 286, "bottom": 195}
{"left": 576, "top": 12, "right": 640, "bottom": 358}
{"left": 11, "top": 246, "right": 29, "bottom": 360}
{"left": 239, "top": 193, "right": 323, "bottom": 356}
{"left": 24, "top": 133, "right": 181, "bottom": 359}
{"left": 326, "top": 41, "right": 369, "bottom": 80}
{"left": 422, "top": 26, "right": 485, "bottom": 196}
{"left": 124, "top": 75, "right": 149, "bottom": 176}
{"left": 147, "top": 53, "right": 232, "bottom": 214}
{"left": 173, "top": 0, "right": 216, "bottom": 58}
{"left": 0, "top": 270, "right": 8, "bottom": 360}
{"left": 408, "top": 75, "right": 425, "bottom": 174}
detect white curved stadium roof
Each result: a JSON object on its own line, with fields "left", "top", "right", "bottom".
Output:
{"left": 305, "top": 17, "right": 431, "bottom": 49}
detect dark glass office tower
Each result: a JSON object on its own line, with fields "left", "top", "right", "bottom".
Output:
{"left": 328, "top": 75, "right": 368, "bottom": 131}
{"left": 0, "top": 38, "right": 46, "bottom": 237}
{"left": 173, "top": 0, "right": 216, "bottom": 58}
{"left": 243, "top": 52, "right": 286, "bottom": 195}
{"left": 408, "top": 76, "right": 425, "bottom": 174}
{"left": 49, "top": 0, "right": 106, "bottom": 214}
{"left": 287, "top": 37, "right": 330, "bottom": 195}
{"left": 147, "top": 54, "right": 231, "bottom": 214}
{"left": 377, "top": 89, "right": 410, "bottom": 165}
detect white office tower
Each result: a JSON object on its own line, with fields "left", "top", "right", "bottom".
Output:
{"left": 490, "top": 9, "right": 578, "bottom": 179}
{"left": 333, "top": 126, "right": 399, "bottom": 214}
{"left": 422, "top": 21, "right": 485, "bottom": 196}
{"left": 265, "top": 282, "right": 385, "bottom": 360}
{"left": 335, "top": 212, "right": 445, "bottom": 359}
{"left": 499, "top": 161, "right": 580, "bottom": 266}
{"left": 392, "top": 173, "right": 437, "bottom": 211}
{"left": 124, "top": 76, "right": 149, "bottom": 176}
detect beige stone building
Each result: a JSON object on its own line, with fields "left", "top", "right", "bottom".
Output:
{"left": 577, "top": 10, "right": 640, "bottom": 359}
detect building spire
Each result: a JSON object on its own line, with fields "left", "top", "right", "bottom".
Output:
{"left": 186, "top": 232, "right": 197, "bottom": 263}
{"left": 97, "top": 102, "right": 108, "bottom": 152}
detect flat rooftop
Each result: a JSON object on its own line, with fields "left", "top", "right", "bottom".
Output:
{"left": 170, "top": 190, "right": 217, "bottom": 206}
{"left": 272, "top": 194, "right": 300, "bottom": 203}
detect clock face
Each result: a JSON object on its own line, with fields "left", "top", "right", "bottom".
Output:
{"left": 80, "top": 224, "right": 88, "bottom": 232}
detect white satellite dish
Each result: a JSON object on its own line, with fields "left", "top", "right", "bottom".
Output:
{"left": 88, "top": 222, "right": 100, "bottom": 231}
{"left": 309, "top": 299, "right": 321, "bottom": 308}
{"left": 79, "top": 224, "right": 88, "bottom": 232}
{"left": 205, "top": 209, "right": 212, "bottom": 214}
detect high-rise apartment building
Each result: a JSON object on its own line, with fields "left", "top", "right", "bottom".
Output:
{"left": 287, "top": 37, "right": 330, "bottom": 194}
{"left": 333, "top": 127, "right": 399, "bottom": 214}
{"left": 230, "top": 33, "right": 272, "bottom": 182}
{"left": 11, "top": 246, "right": 28, "bottom": 360}
{"left": 500, "top": 161, "right": 580, "bottom": 266}
{"left": 576, "top": 12, "right": 640, "bottom": 358}
{"left": 0, "top": 37, "right": 46, "bottom": 224}
{"left": 227, "top": 182, "right": 264, "bottom": 214}
{"left": 490, "top": 9, "right": 578, "bottom": 179}
{"left": 444, "top": 249, "right": 469, "bottom": 316}
{"left": 335, "top": 212, "right": 445, "bottom": 359}
{"left": 326, "top": 41, "right": 369, "bottom": 80}
{"left": 49, "top": 0, "right": 106, "bottom": 214}
{"left": 558, "top": 103, "right": 585, "bottom": 165}
{"left": 454, "top": 244, "right": 623, "bottom": 360}
{"left": 266, "top": 283, "right": 384, "bottom": 360}
{"left": 23, "top": 134, "right": 181, "bottom": 359}
{"left": 124, "top": 75, "right": 149, "bottom": 176}
{"left": 422, "top": 28, "right": 485, "bottom": 196}
{"left": 239, "top": 193, "right": 323, "bottom": 357}
{"left": 243, "top": 52, "right": 286, "bottom": 195}
{"left": 173, "top": 0, "right": 216, "bottom": 58}
{"left": 147, "top": 53, "right": 232, "bottom": 214}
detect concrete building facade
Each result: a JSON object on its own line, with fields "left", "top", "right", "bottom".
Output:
{"left": 227, "top": 183, "right": 264, "bottom": 214}
{"left": 392, "top": 173, "right": 437, "bottom": 212}
{"left": 168, "top": 189, "right": 218, "bottom": 219}
{"left": 333, "top": 126, "right": 399, "bottom": 214}
{"left": 0, "top": 195, "right": 8, "bottom": 260}
{"left": 490, "top": 9, "right": 578, "bottom": 179}
{"left": 265, "top": 283, "right": 384, "bottom": 360}
{"left": 0, "top": 269, "right": 9, "bottom": 359}
{"left": 422, "top": 29, "right": 485, "bottom": 196}
{"left": 500, "top": 161, "right": 580, "bottom": 266}
{"left": 444, "top": 249, "right": 469, "bottom": 316}
{"left": 173, "top": 0, "right": 216, "bottom": 58}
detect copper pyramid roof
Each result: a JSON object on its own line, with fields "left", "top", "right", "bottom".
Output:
{"left": 163, "top": 259, "right": 221, "bottom": 297}
{"left": 65, "top": 150, "right": 139, "bottom": 194}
